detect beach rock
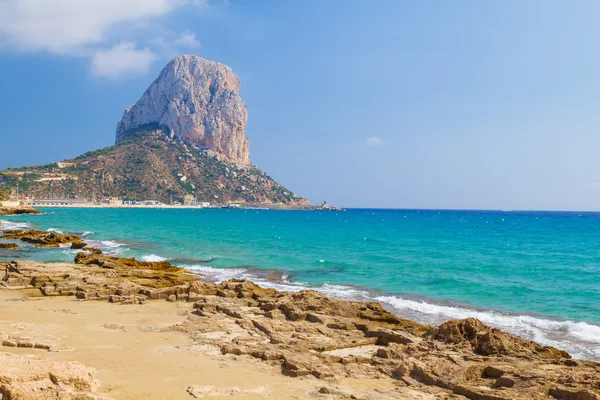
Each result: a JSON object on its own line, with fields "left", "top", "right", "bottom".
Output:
{"left": 1, "top": 251, "right": 198, "bottom": 300}
{"left": 115, "top": 55, "right": 250, "bottom": 166}
{"left": 83, "top": 247, "right": 103, "bottom": 254}
{"left": 0, "top": 243, "right": 19, "bottom": 250}
{"left": 1, "top": 229, "right": 85, "bottom": 248}
{"left": 73, "top": 252, "right": 196, "bottom": 288}
{"left": 186, "top": 385, "right": 269, "bottom": 398}
{"left": 2, "top": 257, "right": 600, "bottom": 400}
{"left": 70, "top": 241, "right": 88, "bottom": 249}
{"left": 0, "top": 205, "right": 40, "bottom": 215}
{"left": 0, "top": 352, "right": 109, "bottom": 399}
{"left": 433, "top": 318, "right": 571, "bottom": 359}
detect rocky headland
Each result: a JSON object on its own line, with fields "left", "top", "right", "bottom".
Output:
{"left": 116, "top": 55, "right": 250, "bottom": 167}
{"left": 0, "top": 55, "right": 309, "bottom": 207}
{"left": 1, "top": 231, "right": 599, "bottom": 399}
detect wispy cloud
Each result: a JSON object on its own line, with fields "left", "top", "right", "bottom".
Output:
{"left": 366, "top": 136, "right": 383, "bottom": 146}
{"left": 175, "top": 30, "right": 202, "bottom": 48}
{"left": 0, "top": 0, "right": 206, "bottom": 79}
{"left": 91, "top": 42, "right": 158, "bottom": 79}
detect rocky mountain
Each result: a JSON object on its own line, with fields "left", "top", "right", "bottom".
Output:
{"left": 0, "top": 56, "right": 309, "bottom": 207}
{"left": 0, "top": 130, "right": 307, "bottom": 206}
{"left": 116, "top": 55, "right": 250, "bottom": 167}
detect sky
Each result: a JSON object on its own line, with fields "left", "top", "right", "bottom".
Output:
{"left": 1, "top": 0, "right": 600, "bottom": 210}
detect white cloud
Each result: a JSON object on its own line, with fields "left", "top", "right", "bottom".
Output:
{"left": 91, "top": 42, "right": 158, "bottom": 79}
{"left": 175, "top": 30, "right": 201, "bottom": 48}
{"left": 0, "top": 0, "right": 205, "bottom": 79}
{"left": 0, "top": 0, "right": 192, "bottom": 54}
{"left": 366, "top": 136, "right": 383, "bottom": 146}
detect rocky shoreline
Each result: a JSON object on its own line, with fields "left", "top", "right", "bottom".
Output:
{"left": 0, "top": 205, "right": 40, "bottom": 216}
{"left": 1, "top": 230, "right": 600, "bottom": 399}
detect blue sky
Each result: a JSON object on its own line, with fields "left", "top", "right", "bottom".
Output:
{"left": 1, "top": 0, "right": 600, "bottom": 210}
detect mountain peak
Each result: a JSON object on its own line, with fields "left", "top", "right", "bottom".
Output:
{"left": 115, "top": 55, "right": 250, "bottom": 166}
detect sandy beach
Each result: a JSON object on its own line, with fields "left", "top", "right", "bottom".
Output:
{"left": 1, "top": 289, "right": 406, "bottom": 400}
{"left": 1, "top": 227, "right": 599, "bottom": 400}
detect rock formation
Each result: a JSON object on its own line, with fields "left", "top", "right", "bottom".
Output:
{"left": 116, "top": 55, "right": 250, "bottom": 166}
{"left": 4, "top": 259, "right": 600, "bottom": 399}
{"left": 1, "top": 230, "right": 600, "bottom": 399}
{"left": 0, "top": 205, "right": 40, "bottom": 215}
{"left": 0, "top": 133, "right": 307, "bottom": 206}
{"left": 0, "top": 352, "right": 108, "bottom": 400}
{"left": 2, "top": 229, "right": 86, "bottom": 248}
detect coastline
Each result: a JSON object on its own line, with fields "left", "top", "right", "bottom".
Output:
{"left": 0, "top": 288, "right": 363, "bottom": 400}
{"left": 178, "top": 261, "right": 600, "bottom": 363}
{"left": 3, "top": 209, "right": 600, "bottom": 364}
{"left": 1, "top": 229, "right": 599, "bottom": 399}
{"left": 18, "top": 203, "right": 343, "bottom": 211}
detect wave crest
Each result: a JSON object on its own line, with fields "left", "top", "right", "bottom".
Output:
{"left": 0, "top": 220, "right": 32, "bottom": 230}
{"left": 180, "top": 264, "right": 600, "bottom": 361}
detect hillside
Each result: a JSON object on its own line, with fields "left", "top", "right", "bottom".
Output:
{"left": 0, "top": 129, "right": 308, "bottom": 206}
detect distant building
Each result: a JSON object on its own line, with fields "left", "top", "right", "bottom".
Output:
{"left": 26, "top": 198, "right": 86, "bottom": 206}
{"left": 57, "top": 162, "right": 75, "bottom": 169}
{"left": 183, "top": 195, "right": 195, "bottom": 206}
{"left": 102, "top": 197, "right": 122, "bottom": 206}
{"left": 143, "top": 200, "right": 162, "bottom": 206}
{"left": 197, "top": 202, "right": 210, "bottom": 208}
{"left": 225, "top": 203, "right": 241, "bottom": 209}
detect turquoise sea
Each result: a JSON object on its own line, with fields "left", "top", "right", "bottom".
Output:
{"left": 1, "top": 208, "right": 600, "bottom": 361}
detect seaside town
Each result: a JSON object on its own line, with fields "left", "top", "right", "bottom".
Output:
{"left": 0, "top": 183, "right": 342, "bottom": 211}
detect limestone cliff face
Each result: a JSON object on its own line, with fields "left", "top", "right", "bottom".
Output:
{"left": 115, "top": 55, "right": 250, "bottom": 166}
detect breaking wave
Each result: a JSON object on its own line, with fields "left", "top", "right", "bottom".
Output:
{"left": 375, "top": 295, "right": 600, "bottom": 361}
{"left": 181, "top": 264, "right": 600, "bottom": 361}
{"left": 0, "top": 220, "right": 32, "bottom": 230}
{"left": 141, "top": 254, "right": 170, "bottom": 262}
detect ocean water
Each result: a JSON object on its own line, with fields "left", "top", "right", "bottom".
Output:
{"left": 1, "top": 208, "right": 600, "bottom": 361}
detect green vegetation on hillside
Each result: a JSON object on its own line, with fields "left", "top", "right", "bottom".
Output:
{"left": 0, "top": 130, "right": 307, "bottom": 206}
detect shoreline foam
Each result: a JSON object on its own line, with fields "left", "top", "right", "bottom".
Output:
{"left": 3, "top": 220, "right": 600, "bottom": 363}
{"left": 183, "top": 262, "right": 600, "bottom": 362}
{"left": 1, "top": 252, "right": 599, "bottom": 399}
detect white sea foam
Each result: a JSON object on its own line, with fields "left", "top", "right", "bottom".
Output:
{"left": 318, "top": 283, "right": 371, "bottom": 301}
{"left": 81, "top": 231, "right": 94, "bottom": 237}
{"left": 85, "top": 239, "right": 125, "bottom": 249}
{"left": 180, "top": 263, "right": 600, "bottom": 361}
{"left": 186, "top": 266, "right": 368, "bottom": 300}
{"left": 186, "top": 265, "right": 257, "bottom": 283}
{"left": 185, "top": 265, "right": 309, "bottom": 293}
{"left": 81, "top": 239, "right": 128, "bottom": 256}
{"left": 141, "top": 254, "right": 169, "bottom": 262}
{"left": 0, "top": 220, "right": 32, "bottom": 230}
{"left": 46, "top": 228, "right": 63, "bottom": 234}
{"left": 375, "top": 295, "right": 600, "bottom": 360}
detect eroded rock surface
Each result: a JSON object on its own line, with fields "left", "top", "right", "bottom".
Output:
{"left": 116, "top": 55, "right": 250, "bottom": 166}
{"left": 0, "top": 206, "right": 40, "bottom": 215}
{"left": 1, "top": 254, "right": 600, "bottom": 400}
{"left": 1, "top": 254, "right": 198, "bottom": 300}
{"left": 171, "top": 280, "right": 600, "bottom": 400}
{"left": 0, "top": 352, "right": 110, "bottom": 400}
{"left": 1, "top": 230, "right": 86, "bottom": 248}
